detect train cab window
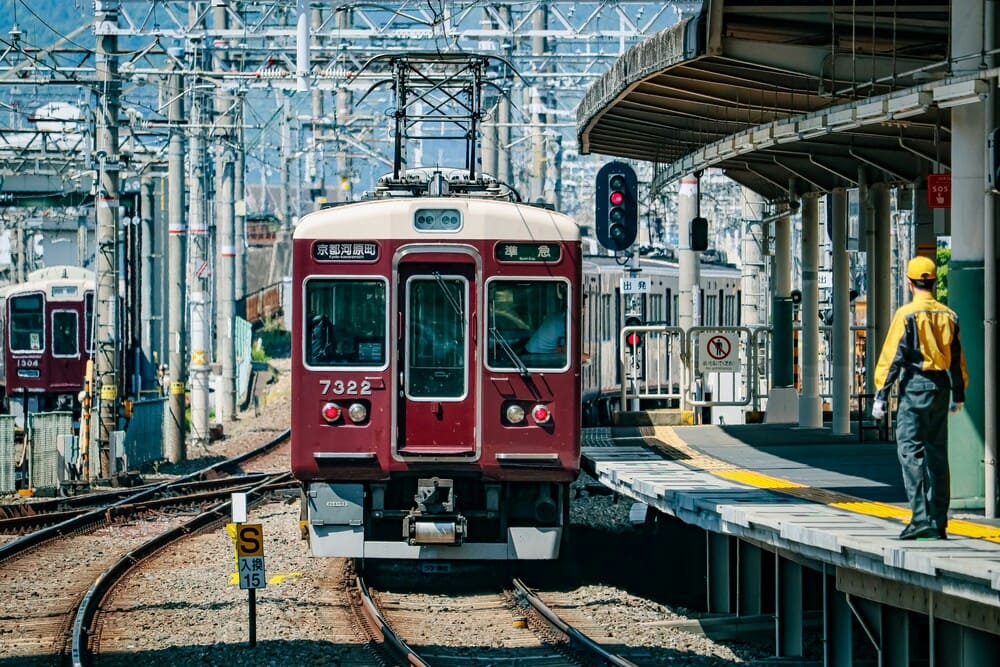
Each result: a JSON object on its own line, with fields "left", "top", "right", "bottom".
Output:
{"left": 52, "top": 310, "right": 79, "bottom": 357}
{"left": 406, "top": 276, "right": 468, "bottom": 399}
{"left": 304, "top": 278, "right": 387, "bottom": 368}
{"left": 486, "top": 279, "right": 569, "bottom": 371}
{"left": 9, "top": 293, "right": 44, "bottom": 352}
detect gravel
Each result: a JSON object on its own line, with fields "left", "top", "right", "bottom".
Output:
{"left": 7, "top": 356, "right": 787, "bottom": 665}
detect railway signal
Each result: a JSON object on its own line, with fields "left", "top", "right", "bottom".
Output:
{"left": 624, "top": 315, "right": 643, "bottom": 349}
{"left": 690, "top": 216, "right": 709, "bottom": 252}
{"left": 595, "top": 161, "right": 638, "bottom": 251}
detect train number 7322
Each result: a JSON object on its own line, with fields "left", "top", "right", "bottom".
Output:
{"left": 319, "top": 379, "right": 372, "bottom": 396}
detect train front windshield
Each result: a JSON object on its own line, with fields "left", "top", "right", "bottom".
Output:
{"left": 487, "top": 280, "right": 569, "bottom": 370}
{"left": 9, "top": 294, "right": 44, "bottom": 352}
{"left": 305, "top": 278, "right": 387, "bottom": 367}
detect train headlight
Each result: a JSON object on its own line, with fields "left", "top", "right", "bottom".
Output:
{"left": 531, "top": 404, "right": 551, "bottom": 424}
{"left": 506, "top": 404, "right": 526, "bottom": 424}
{"left": 348, "top": 402, "right": 368, "bottom": 423}
{"left": 321, "top": 402, "right": 343, "bottom": 423}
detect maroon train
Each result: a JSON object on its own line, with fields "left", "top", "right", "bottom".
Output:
{"left": 291, "top": 169, "right": 581, "bottom": 560}
{"left": 0, "top": 266, "right": 94, "bottom": 425}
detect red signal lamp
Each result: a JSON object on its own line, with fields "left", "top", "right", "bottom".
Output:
{"left": 609, "top": 191, "right": 624, "bottom": 206}
{"left": 626, "top": 332, "right": 641, "bottom": 347}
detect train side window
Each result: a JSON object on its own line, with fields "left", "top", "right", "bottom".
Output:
{"left": 304, "top": 278, "right": 387, "bottom": 368}
{"left": 9, "top": 293, "right": 44, "bottom": 352}
{"left": 52, "top": 310, "right": 79, "bottom": 357}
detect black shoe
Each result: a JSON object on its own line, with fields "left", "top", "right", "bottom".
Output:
{"left": 899, "top": 523, "right": 939, "bottom": 540}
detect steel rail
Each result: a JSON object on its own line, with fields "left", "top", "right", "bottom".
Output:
{"left": 0, "top": 429, "right": 290, "bottom": 561}
{"left": 70, "top": 470, "right": 294, "bottom": 667}
{"left": 512, "top": 578, "right": 638, "bottom": 667}
{"left": 0, "top": 473, "right": 276, "bottom": 532}
{"left": 355, "top": 575, "right": 430, "bottom": 667}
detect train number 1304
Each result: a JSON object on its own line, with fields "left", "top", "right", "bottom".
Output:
{"left": 319, "top": 379, "right": 372, "bottom": 396}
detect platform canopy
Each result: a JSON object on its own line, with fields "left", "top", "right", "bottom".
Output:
{"left": 577, "top": 1, "right": 958, "bottom": 200}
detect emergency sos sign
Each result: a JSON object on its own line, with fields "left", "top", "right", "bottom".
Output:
{"left": 236, "top": 523, "right": 267, "bottom": 590}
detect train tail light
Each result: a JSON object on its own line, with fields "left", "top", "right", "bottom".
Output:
{"left": 321, "top": 402, "right": 343, "bottom": 423}
{"left": 531, "top": 404, "right": 552, "bottom": 424}
{"left": 506, "top": 404, "right": 526, "bottom": 424}
{"left": 348, "top": 402, "right": 368, "bottom": 423}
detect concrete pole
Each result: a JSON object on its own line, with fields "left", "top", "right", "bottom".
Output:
{"left": 295, "top": 0, "right": 309, "bottom": 93}
{"left": 311, "top": 81, "right": 325, "bottom": 210}
{"left": 234, "top": 96, "right": 246, "bottom": 303}
{"left": 188, "top": 87, "right": 211, "bottom": 450}
{"left": 871, "top": 184, "right": 893, "bottom": 365}
{"left": 94, "top": 2, "right": 121, "bottom": 479}
{"left": 740, "top": 188, "right": 766, "bottom": 327}
{"left": 799, "top": 193, "right": 822, "bottom": 428}
{"left": 766, "top": 195, "right": 798, "bottom": 423}
{"left": 949, "top": 0, "right": 988, "bottom": 509}
{"left": 983, "top": 0, "right": 997, "bottom": 517}
{"left": 530, "top": 6, "right": 547, "bottom": 202}
{"left": 678, "top": 174, "right": 701, "bottom": 411}
{"left": 165, "top": 59, "right": 187, "bottom": 463}
{"left": 830, "top": 189, "right": 852, "bottom": 435}
{"left": 269, "top": 94, "right": 292, "bottom": 283}
{"left": 214, "top": 7, "right": 236, "bottom": 423}
{"left": 480, "top": 8, "right": 498, "bottom": 180}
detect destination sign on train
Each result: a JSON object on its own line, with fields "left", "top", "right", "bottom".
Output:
{"left": 312, "top": 242, "right": 379, "bottom": 262}
{"left": 494, "top": 242, "right": 562, "bottom": 263}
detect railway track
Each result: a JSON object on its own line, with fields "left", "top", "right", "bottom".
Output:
{"left": 0, "top": 430, "right": 291, "bottom": 665}
{"left": 361, "top": 568, "right": 637, "bottom": 666}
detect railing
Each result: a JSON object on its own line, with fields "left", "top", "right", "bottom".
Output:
{"left": 618, "top": 325, "right": 685, "bottom": 409}
{"left": 619, "top": 323, "right": 878, "bottom": 420}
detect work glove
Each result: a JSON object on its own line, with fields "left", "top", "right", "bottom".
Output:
{"left": 950, "top": 402, "right": 964, "bottom": 414}
{"left": 871, "top": 399, "right": 886, "bottom": 420}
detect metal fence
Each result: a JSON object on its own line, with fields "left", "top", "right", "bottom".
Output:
{"left": 0, "top": 416, "right": 15, "bottom": 493}
{"left": 124, "top": 398, "right": 166, "bottom": 469}
{"left": 620, "top": 323, "right": 872, "bottom": 417}
{"left": 28, "top": 412, "right": 74, "bottom": 492}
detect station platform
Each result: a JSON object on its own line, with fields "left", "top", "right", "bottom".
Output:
{"left": 581, "top": 422, "right": 1000, "bottom": 644}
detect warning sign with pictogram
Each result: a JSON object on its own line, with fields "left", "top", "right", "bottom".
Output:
{"left": 698, "top": 332, "right": 739, "bottom": 373}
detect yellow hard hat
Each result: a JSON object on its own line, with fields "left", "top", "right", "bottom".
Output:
{"left": 906, "top": 256, "right": 937, "bottom": 280}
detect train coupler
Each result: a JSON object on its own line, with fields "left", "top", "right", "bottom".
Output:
{"left": 403, "top": 514, "right": 467, "bottom": 546}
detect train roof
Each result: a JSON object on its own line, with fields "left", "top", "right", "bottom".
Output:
{"left": 0, "top": 265, "right": 94, "bottom": 300}
{"left": 583, "top": 254, "right": 741, "bottom": 279}
{"left": 294, "top": 197, "right": 580, "bottom": 243}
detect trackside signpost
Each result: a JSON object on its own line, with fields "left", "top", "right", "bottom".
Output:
{"left": 232, "top": 492, "right": 265, "bottom": 647}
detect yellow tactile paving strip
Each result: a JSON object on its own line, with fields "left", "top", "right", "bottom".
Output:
{"left": 649, "top": 425, "right": 1000, "bottom": 542}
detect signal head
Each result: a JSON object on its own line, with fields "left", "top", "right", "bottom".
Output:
{"left": 595, "top": 161, "right": 638, "bottom": 252}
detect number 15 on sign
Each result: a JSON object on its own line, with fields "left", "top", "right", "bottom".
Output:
{"left": 239, "top": 556, "right": 267, "bottom": 590}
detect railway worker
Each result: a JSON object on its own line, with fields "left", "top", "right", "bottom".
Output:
{"left": 872, "top": 255, "right": 968, "bottom": 540}
{"left": 309, "top": 312, "right": 337, "bottom": 364}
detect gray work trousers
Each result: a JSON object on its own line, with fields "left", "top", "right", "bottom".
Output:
{"left": 895, "top": 372, "right": 951, "bottom": 530}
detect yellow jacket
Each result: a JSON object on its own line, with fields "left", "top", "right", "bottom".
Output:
{"left": 874, "top": 290, "right": 968, "bottom": 403}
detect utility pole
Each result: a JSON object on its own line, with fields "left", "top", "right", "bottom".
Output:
{"left": 94, "top": 0, "right": 122, "bottom": 480}
{"left": 215, "top": 5, "right": 237, "bottom": 422}
{"left": 165, "top": 51, "right": 187, "bottom": 462}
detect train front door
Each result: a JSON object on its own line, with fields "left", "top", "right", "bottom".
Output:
{"left": 397, "top": 255, "right": 478, "bottom": 456}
